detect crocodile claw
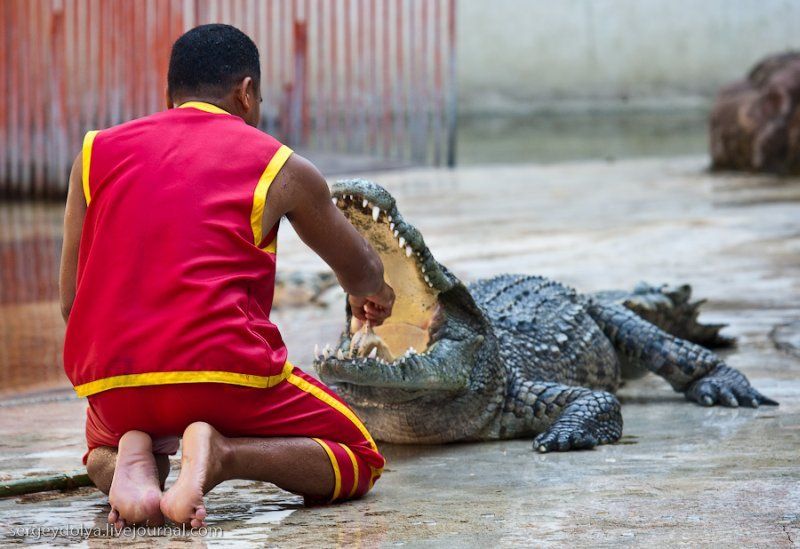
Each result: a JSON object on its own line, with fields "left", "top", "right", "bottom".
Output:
{"left": 533, "top": 428, "right": 600, "bottom": 453}
{"left": 532, "top": 391, "right": 623, "bottom": 453}
{"left": 684, "top": 364, "right": 778, "bottom": 408}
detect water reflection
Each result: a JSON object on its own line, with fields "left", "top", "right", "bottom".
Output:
{"left": 0, "top": 202, "right": 67, "bottom": 394}
{"left": 0, "top": 480, "right": 305, "bottom": 546}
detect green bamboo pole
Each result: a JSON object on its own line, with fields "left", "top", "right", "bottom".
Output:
{"left": 0, "top": 471, "right": 94, "bottom": 498}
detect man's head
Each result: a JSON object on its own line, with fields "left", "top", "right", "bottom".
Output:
{"left": 167, "top": 24, "right": 261, "bottom": 126}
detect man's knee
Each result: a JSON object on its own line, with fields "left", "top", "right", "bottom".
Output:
{"left": 86, "top": 446, "right": 117, "bottom": 494}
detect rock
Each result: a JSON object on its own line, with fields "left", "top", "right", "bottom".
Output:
{"left": 709, "top": 51, "right": 800, "bottom": 174}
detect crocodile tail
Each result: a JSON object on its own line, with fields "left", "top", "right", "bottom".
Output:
{"left": 589, "top": 282, "right": 734, "bottom": 348}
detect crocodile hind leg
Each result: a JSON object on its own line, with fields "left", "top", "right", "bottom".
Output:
{"left": 499, "top": 373, "right": 622, "bottom": 452}
{"left": 586, "top": 301, "right": 778, "bottom": 407}
{"left": 591, "top": 282, "right": 734, "bottom": 349}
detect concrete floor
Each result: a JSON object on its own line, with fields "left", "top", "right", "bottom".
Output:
{"left": 1, "top": 156, "right": 799, "bottom": 546}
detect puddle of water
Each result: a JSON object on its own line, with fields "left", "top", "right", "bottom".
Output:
{"left": 0, "top": 480, "right": 303, "bottom": 545}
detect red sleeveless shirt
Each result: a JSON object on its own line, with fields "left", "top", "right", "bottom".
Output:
{"left": 64, "top": 102, "right": 294, "bottom": 397}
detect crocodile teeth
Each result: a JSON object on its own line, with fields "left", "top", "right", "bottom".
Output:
{"left": 362, "top": 199, "right": 369, "bottom": 208}
{"left": 314, "top": 344, "right": 320, "bottom": 358}
{"left": 394, "top": 229, "right": 399, "bottom": 237}
{"left": 332, "top": 197, "right": 339, "bottom": 206}
{"left": 424, "top": 275, "right": 431, "bottom": 283}
{"left": 372, "top": 206, "right": 380, "bottom": 221}
{"left": 421, "top": 265, "right": 426, "bottom": 273}
{"left": 405, "top": 245, "right": 413, "bottom": 257}
{"left": 348, "top": 194, "right": 354, "bottom": 201}
{"left": 337, "top": 349, "right": 345, "bottom": 360}
{"left": 428, "top": 282, "right": 434, "bottom": 288}
{"left": 398, "top": 236, "right": 406, "bottom": 247}
{"left": 388, "top": 215, "right": 393, "bottom": 222}
{"left": 390, "top": 222, "right": 395, "bottom": 230}
{"left": 324, "top": 344, "right": 332, "bottom": 357}
{"left": 368, "top": 347, "right": 377, "bottom": 359}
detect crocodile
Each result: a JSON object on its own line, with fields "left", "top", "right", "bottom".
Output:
{"left": 314, "top": 180, "right": 778, "bottom": 452}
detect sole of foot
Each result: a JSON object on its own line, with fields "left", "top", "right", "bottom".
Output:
{"left": 107, "top": 430, "right": 165, "bottom": 527}
{"left": 160, "top": 422, "right": 228, "bottom": 528}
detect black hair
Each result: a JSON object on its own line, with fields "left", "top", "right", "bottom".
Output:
{"left": 168, "top": 24, "right": 260, "bottom": 99}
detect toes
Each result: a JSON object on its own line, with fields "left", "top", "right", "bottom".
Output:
{"left": 576, "top": 433, "right": 598, "bottom": 449}
{"left": 689, "top": 378, "right": 778, "bottom": 408}
{"left": 754, "top": 391, "right": 779, "bottom": 406}
{"left": 556, "top": 430, "right": 573, "bottom": 451}
{"left": 533, "top": 432, "right": 557, "bottom": 453}
{"left": 688, "top": 379, "right": 719, "bottom": 406}
{"left": 718, "top": 387, "right": 739, "bottom": 407}
{"left": 730, "top": 384, "right": 757, "bottom": 407}
{"left": 191, "top": 506, "right": 208, "bottom": 528}
{"left": 533, "top": 429, "right": 599, "bottom": 453}
{"left": 108, "top": 508, "right": 119, "bottom": 525}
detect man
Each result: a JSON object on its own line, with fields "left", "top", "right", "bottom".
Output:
{"left": 59, "top": 24, "right": 394, "bottom": 528}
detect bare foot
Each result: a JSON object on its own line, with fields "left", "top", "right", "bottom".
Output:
{"left": 160, "top": 422, "right": 229, "bottom": 527}
{"left": 107, "top": 431, "right": 164, "bottom": 527}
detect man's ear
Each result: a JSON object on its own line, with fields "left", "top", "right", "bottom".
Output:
{"left": 236, "top": 76, "right": 254, "bottom": 112}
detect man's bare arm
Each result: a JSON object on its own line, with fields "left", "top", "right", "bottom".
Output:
{"left": 59, "top": 153, "right": 85, "bottom": 323}
{"left": 262, "top": 153, "right": 394, "bottom": 323}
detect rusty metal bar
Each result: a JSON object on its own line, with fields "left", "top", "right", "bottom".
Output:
{"left": 446, "top": 0, "right": 457, "bottom": 167}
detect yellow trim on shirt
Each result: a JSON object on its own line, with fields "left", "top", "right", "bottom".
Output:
{"left": 81, "top": 130, "right": 100, "bottom": 205}
{"left": 251, "top": 145, "right": 293, "bottom": 250}
{"left": 284, "top": 367, "right": 379, "bottom": 453}
{"left": 177, "top": 101, "right": 231, "bottom": 115}
{"left": 73, "top": 364, "right": 292, "bottom": 398}
{"left": 283, "top": 366, "right": 384, "bottom": 490}
{"left": 312, "top": 438, "right": 342, "bottom": 502}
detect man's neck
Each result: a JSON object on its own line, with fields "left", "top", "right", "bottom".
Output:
{"left": 174, "top": 96, "right": 233, "bottom": 112}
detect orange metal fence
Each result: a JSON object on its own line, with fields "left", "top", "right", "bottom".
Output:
{"left": 0, "top": 0, "right": 457, "bottom": 199}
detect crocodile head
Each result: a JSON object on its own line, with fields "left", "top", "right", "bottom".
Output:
{"left": 314, "top": 180, "right": 505, "bottom": 443}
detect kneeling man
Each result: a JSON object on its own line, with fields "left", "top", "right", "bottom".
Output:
{"left": 59, "top": 24, "right": 393, "bottom": 527}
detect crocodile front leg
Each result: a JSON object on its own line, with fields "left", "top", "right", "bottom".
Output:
{"left": 500, "top": 373, "right": 623, "bottom": 452}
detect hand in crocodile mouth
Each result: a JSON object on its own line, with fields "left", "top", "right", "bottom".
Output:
{"left": 349, "top": 322, "right": 395, "bottom": 361}
{"left": 313, "top": 179, "right": 777, "bottom": 450}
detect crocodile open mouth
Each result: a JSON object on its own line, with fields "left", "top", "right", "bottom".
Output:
{"left": 314, "top": 180, "right": 484, "bottom": 392}
{"left": 334, "top": 189, "right": 440, "bottom": 362}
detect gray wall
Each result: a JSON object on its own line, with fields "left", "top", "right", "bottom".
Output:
{"left": 458, "top": 0, "right": 800, "bottom": 114}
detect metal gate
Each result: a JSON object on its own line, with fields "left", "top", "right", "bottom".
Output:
{"left": 0, "top": 0, "right": 457, "bottom": 198}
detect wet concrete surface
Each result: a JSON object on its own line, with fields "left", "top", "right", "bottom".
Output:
{"left": 1, "top": 156, "right": 799, "bottom": 546}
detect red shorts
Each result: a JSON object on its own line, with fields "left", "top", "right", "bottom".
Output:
{"left": 84, "top": 364, "right": 384, "bottom": 502}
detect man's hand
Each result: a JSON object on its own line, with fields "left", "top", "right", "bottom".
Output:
{"left": 349, "top": 281, "right": 395, "bottom": 326}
